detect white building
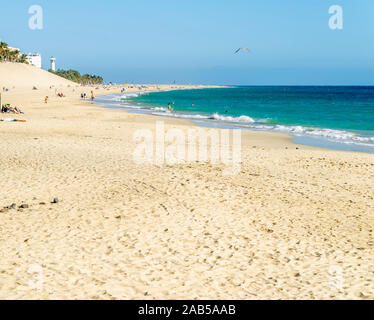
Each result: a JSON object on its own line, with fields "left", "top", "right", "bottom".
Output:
{"left": 50, "top": 57, "right": 56, "bottom": 71}
{"left": 26, "top": 53, "right": 42, "bottom": 68}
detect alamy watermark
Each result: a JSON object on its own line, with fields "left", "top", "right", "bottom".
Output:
{"left": 133, "top": 121, "right": 242, "bottom": 176}
{"left": 28, "top": 5, "right": 43, "bottom": 30}
{"left": 329, "top": 5, "right": 343, "bottom": 30}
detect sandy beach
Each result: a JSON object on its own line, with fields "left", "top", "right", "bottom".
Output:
{"left": 0, "top": 63, "right": 373, "bottom": 300}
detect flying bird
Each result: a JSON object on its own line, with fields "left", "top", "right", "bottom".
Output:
{"left": 235, "top": 48, "right": 251, "bottom": 54}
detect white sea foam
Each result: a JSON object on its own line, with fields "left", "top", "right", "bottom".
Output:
{"left": 151, "top": 111, "right": 210, "bottom": 120}
{"left": 118, "top": 91, "right": 153, "bottom": 101}
{"left": 152, "top": 107, "right": 168, "bottom": 112}
{"left": 266, "top": 125, "right": 374, "bottom": 145}
{"left": 147, "top": 108, "right": 374, "bottom": 146}
{"left": 98, "top": 94, "right": 123, "bottom": 102}
{"left": 120, "top": 92, "right": 140, "bottom": 100}
{"left": 210, "top": 113, "right": 255, "bottom": 123}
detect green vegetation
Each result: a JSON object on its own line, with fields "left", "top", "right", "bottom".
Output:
{"left": 49, "top": 69, "right": 103, "bottom": 85}
{"left": 0, "top": 42, "right": 29, "bottom": 63}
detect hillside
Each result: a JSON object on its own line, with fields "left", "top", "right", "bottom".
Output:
{"left": 0, "top": 62, "right": 76, "bottom": 89}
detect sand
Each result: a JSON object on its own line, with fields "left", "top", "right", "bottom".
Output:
{"left": 0, "top": 63, "right": 373, "bottom": 300}
{"left": 0, "top": 62, "right": 74, "bottom": 89}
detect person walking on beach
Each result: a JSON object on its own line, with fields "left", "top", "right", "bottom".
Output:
{"left": 168, "top": 103, "right": 172, "bottom": 112}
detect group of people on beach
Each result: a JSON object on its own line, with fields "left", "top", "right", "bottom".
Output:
{"left": 1, "top": 104, "right": 23, "bottom": 114}
{"left": 44, "top": 91, "right": 65, "bottom": 104}
{"left": 81, "top": 91, "right": 95, "bottom": 102}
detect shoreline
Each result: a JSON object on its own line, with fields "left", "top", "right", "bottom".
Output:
{"left": 95, "top": 91, "right": 374, "bottom": 155}
{"left": 93, "top": 90, "right": 307, "bottom": 150}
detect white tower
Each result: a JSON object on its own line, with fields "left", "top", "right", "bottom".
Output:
{"left": 50, "top": 57, "right": 56, "bottom": 71}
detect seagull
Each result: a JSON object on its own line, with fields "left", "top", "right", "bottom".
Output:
{"left": 235, "top": 48, "right": 251, "bottom": 54}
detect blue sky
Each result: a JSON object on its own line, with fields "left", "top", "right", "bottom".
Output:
{"left": 1, "top": 0, "right": 374, "bottom": 85}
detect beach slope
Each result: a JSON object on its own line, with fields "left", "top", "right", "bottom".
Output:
{"left": 0, "top": 62, "right": 74, "bottom": 89}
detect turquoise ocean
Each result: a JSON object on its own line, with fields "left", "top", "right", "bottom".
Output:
{"left": 97, "top": 86, "right": 374, "bottom": 153}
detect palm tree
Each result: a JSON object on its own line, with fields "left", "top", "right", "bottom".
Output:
{"left": 0, "top": 42, "right": 29, "bottom": 63}
{"left": 0, "top": 41, "right": 8, "bottom": 52}
{"left": 19, "top": 54, "right": 28, "bottom": 63}
{"left": 10, "top": 49, "right": 20, "bottom": 62}
{"left": 3, "top": 48, "right": 11, "bottom": 61}
{"left": 0, "top": 42, "right": 9, "bottom": 61}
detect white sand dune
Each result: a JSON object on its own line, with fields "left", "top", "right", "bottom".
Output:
{"left": 0, "top": 62, "right": 74, "bottom": 89}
